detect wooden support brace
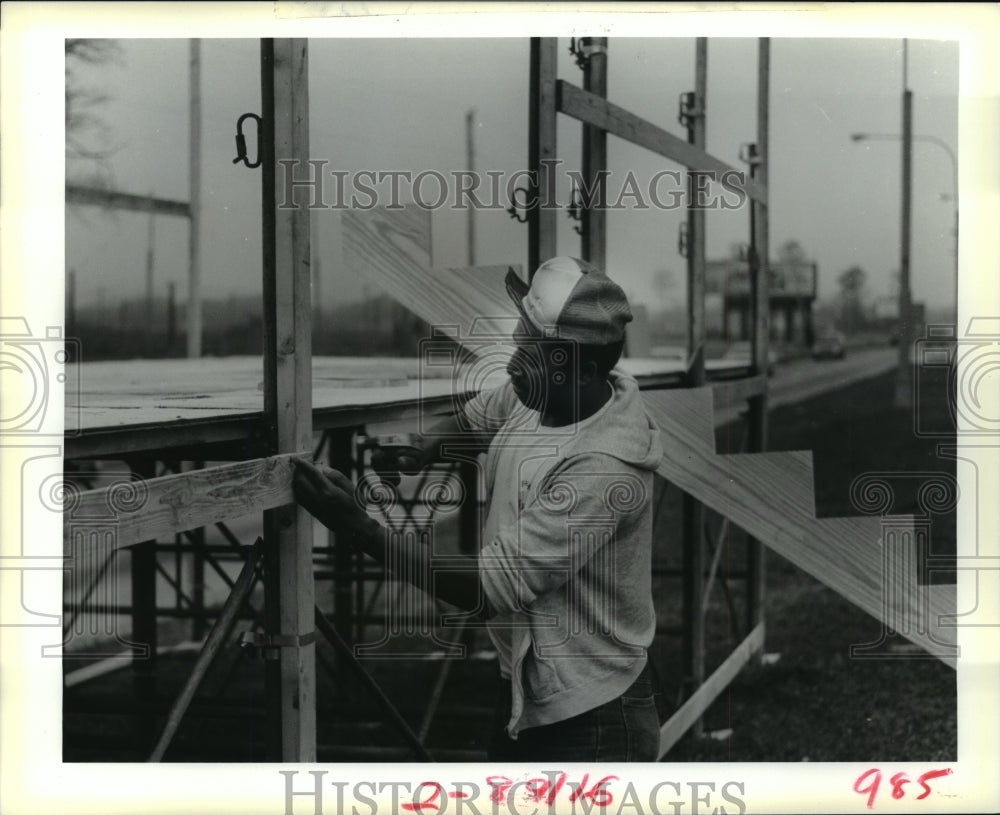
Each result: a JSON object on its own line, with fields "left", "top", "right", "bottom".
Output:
{"left": 62, "top": 454, "right": 303, "bottom": 551}
{"left": 65, "top": 184, "right": 191, "bottom": 218}
{"left": 148, "top": 540, "right": 262, "bottom": 762}
{"left": 557, "top": 80, "right": 768, "bottom": 205}
{"left": 658, "top": 623, "right": 764, "bottom": 757}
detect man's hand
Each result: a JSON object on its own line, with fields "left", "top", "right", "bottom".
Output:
{"left": 292, "top": 458, "right": 374, "bottom": 540}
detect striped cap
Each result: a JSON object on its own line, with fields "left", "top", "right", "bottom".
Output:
{"left": 505, "top": 257, "right": 632, "bottom": 345}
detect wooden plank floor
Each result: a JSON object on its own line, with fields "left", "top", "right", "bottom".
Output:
{"left": 65, "top": 354, "right": 693, "bottom": 436}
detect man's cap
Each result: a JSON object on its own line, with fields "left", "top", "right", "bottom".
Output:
{"left": 505, "top": 257, "right": 632, "bottom": 345}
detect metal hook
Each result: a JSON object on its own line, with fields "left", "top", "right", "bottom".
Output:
{"left": 678, "top": 91, "right": 703, "bottom": 130}
{"left": 233, "top": 112, "right": 263, "bottom": 169}
{"left": 739, "top": 143, "right": 760, "bottom": 167}
{"left": 506, "top": 186, "right": 533, "bottom": 224}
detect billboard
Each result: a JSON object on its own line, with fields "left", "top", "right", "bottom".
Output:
{"left": 705, "top": 259, "right": 817, "bottom": 299}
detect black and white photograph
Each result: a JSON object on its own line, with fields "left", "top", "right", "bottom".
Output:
{"left": 1, "top": 3, "right": 998, "bottom": 814}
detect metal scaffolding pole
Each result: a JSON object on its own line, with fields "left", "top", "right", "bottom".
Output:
{"left": 580, "top": 37, "right": 608, "bottom": 271}
{"left": 681, "top": 37, "right": 708, "bottom": 732}
{"left": 746, "top": 38, "right": 771, "bottom": 651}
{"left": 528, "top": 38, "right": 558, "bottom": 278}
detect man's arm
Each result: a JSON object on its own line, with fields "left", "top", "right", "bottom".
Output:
{"left": 293, "top": 459, "right": 488, "bottom": 616}
{"left": 372, "top": 405, "right": 496, "bottom": 481}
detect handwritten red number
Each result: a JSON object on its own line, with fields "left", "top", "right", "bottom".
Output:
{"left": 524, "top": 778, "right": 548, "bottom": 802}
{"left": 889, "top": 772, "right": 910, "bottom": 800}
{"left": 916, "top": 768, "right": 952, "bottom": 800}
{"left": 486, "top": 776, "right": 512, "bottom": 804}
{"left": 568, "top": 773, "right": 590, "bottom": 803}
{"left": 581, "top": 775, "right": 618, "bottom": 807}
{"left": 546, "top": 772, "right": 568, "bottom": 806}
{"left": 402, "top": 782, "right": 442, "bottom": 812}
{"left": 854, "top": 768, "right": 882, "bottom": 810}
{"left": 855, "top": 767, "right": 951, "bottom": 808}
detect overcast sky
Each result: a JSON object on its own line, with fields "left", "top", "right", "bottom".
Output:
{"left": 65, "top": 35, "right": 958, "bottom": 314}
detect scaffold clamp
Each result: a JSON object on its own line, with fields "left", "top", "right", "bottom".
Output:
{"left": 240, "top": 630, "right": 316, "bottom": 660}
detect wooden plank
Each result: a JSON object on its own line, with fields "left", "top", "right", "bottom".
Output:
{"left": 65, "top": 184, "right": 190, "bottom": 218}
{"left": 262, "top": 37, "right": 316, "bottom": 762}
{"left": 63, "top": 454, "right": 301, "bottom": 550}
{"left": 658, "top": 623, "right": 764, "bottom": 758}
{"left": 557, "top": 80, "right": 768, "bottom": 205}
{"left": 148, "top": 540, "right": 261, "bottom": 762}
{"left": 529, "top": 38, "right": 558, "bottom": 275}
{"left": 711, "top": 374, "right": 767, "bottom": 411}
{"left": 342, "top": 207, "right": 520, "bottom": 343}
{"left": 643, "top": 386, "right": 956, "bottom": 666}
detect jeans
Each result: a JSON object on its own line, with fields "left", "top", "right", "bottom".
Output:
{"left": 487, "top": 662, "right": 660, "bottom": 762}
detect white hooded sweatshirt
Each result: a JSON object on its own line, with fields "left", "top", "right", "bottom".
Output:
{"left": 464, "top": 367, "right": 663, "bottom": 738}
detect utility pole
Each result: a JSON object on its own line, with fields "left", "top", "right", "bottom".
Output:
{"left": 895, "top": 40, "right": 914, "bottom": 409}
{"left": 145, "top": 199, "right": 156, "bottom": 355}
{"left": 187, "top": 39, "right": 202, "bottom": 358}
{"left": 465, "top": 108, "right": 476, "bottom": 266}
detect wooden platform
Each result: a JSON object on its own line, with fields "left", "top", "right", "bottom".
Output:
{"left": 64, "top": 354, "right": 707, "bottom": 459}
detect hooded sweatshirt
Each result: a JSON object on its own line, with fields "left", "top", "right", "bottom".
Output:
{"left": 463, "top": 367, "right": 663, "bottom": 738}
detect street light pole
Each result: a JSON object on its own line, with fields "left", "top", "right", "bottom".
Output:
{"left": 850, "top": 131, "right": 958, "bottom": 284}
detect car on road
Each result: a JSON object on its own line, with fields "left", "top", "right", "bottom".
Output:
{"left": 722, "top": 341, "right": 777, "bottom": 376}
{"left": 811, "top": 332, "right": 847, "bottom": 360}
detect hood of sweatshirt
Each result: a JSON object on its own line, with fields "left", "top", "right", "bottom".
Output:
{"left": 551, "top": 366, "right": 663, "bottom": 472}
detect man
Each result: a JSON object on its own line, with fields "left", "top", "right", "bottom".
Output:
{"left": 293, "top": 256, "right": 664, "bottom": 761}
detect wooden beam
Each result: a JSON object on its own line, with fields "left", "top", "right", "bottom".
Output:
{"left": 658, "top": 623, "right": 764, "bottom": 758}
{"left": 556, "top": 79, "right": 768, "bottom": 205}
{"left": 528, "top": 38, "right": 558, "bottom": 276}
{"left": 63, "top": 454, "right": 302, "bottom": 551}
{"left": 261, "top": 37, "right": 316, "bottom": 763}
{"left": 342, "top": 207, "right": 520, "bottom": 342}
{"left": 65, "top": 184, "right": 190, "bottom": 218}
{"left": 148, "top": 540, "right": 262, "bottom": 762}
{"left": 711, "top": 374, "right": 767, "bottom": 410}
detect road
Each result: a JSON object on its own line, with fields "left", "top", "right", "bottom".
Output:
{"left": 714, "top": 346, "right": 899, "bottom": 426}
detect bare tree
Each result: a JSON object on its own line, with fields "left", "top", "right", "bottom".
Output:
{"left": 65, "top": 38, "right": 122, "bottom": 186}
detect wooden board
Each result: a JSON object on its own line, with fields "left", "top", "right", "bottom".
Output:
{"left": 658, "top": 623, "right": 764, "bottom": 758}
{"left": 644, "top": 386, "right": 957, "bottom": 666}
{"left": 557, "top": 80, "right": 768, "bottom": 205}
{"left": 342, "top": 207, "right": 521, "bottom": 345}
{"left": 64, "top": 454, "right": 301, "bottom": 550}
